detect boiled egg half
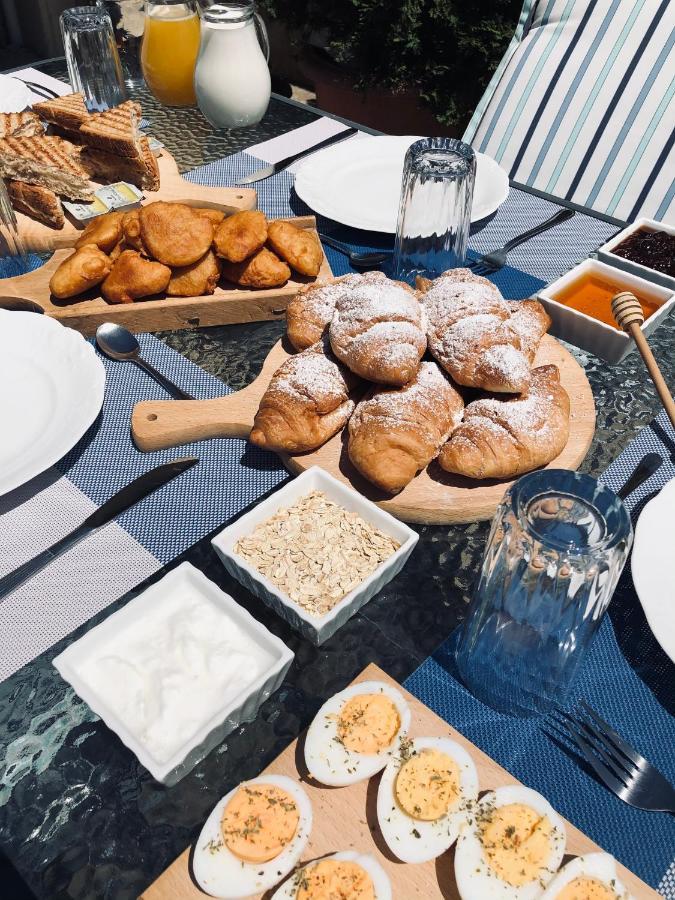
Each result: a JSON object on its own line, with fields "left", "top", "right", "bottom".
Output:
{"left": 376, "top": 735, "right": 479, "bottom": 863}
{"left": 271, "top": 850, "right": 392, "bottom": 900}
{"left": 193, "top": 774, "right": 312, "bottom": 899}
{"left": 454, "top": 784, "right": 567, "bottom": 899}
{"left": 540, "top": 852, "right": 633, "bottom": 899}
{"left": 304, "top": 680, "right": 411, "bottom": 786}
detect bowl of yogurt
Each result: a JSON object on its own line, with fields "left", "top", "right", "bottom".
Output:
{"left": 53, "top": 562, "right": 294, "bottom": 784}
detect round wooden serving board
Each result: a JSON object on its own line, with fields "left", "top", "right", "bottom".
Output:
{"left": 131, "top": 336, "right": 596, "bottom": 525}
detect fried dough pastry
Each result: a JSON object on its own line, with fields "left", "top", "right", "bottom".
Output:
{"left": 140, "top": 201, "right": 213, "bottom": 266}
{"left": 267, "top": 219, "right": 323, "bottom": 277}
{"left": 222, "top": 247, "right": 291, "bottom": 288}
{"left": 438, "top": 365, "right": 570, "bottom": 480}
{"left": 121, "top": 209, "right": 148, "bottom": 255}
{"left": 101, "top": 249, "right": 171, "bottom": 304}
{"left": 213, "top": 210, "right": 268, "bottom": 263}
{"left": 197, "top": 207, "right": 226, "bottom": 229}
{"left": 49, "top": 246, "right": 112, "bottom": 299}
{"left": 74, "top": 211, "right": 125, "bottom": 253}
{"left": 167, "top": 249, "right": 222, "bottom": 297}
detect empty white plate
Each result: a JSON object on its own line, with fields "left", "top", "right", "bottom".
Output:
{"left": 294, "top": 134, "right": 510, "bottom": 232}
{"left": 0, "top": 311, "right": 105, "bottom": 496}
{"left": 0, "top": 75, "right": 31, "bottom": 113}
{"left": 631, "top": 476, "right": 675, "bottom": 663}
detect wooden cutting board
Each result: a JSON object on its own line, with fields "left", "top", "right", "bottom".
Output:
{"left": 131, "top": 335, "right": 596, "bottom": 525}
{"left": 140, "top": 664, "right": 658, "bottom": 900}
{"left": 14, "top": 149, "right": 256, "bottom": 254}
{"left": 0, "top": 214, "right": 332, "bottom": 337}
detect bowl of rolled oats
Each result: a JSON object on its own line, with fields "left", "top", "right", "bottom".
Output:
{"left": 211, "top": 467, "right": 418, "bottom": 644}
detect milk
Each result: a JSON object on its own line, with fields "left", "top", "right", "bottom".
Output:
{"left": 194, "top": 3, "right": 271, "bottom": 129}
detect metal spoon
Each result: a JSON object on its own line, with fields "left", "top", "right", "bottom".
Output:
{"left": 319, "top": 232, "right": 391, "bottom": 269}
{"left": 96, "top": 323, "right": 195, "bottom": 400}
{"left": 617, "top": 452, "right": 663, "bottom": 501}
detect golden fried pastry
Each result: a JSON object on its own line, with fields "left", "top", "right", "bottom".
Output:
{"left": 101, "top": 250, "right": 171, "bottom": 304}
{"left": 438, "top": 365, "right": 570, "bottom": 480}
{"left": 222, "top": 247, "right": 291, "bottom": 289}
{"left": 213, "top": 210, "right": 268, "bottom": 263}
{"left": 167, "top": 249, "right": 222, "bottom": 297}
{"left": 197, "top": 207, "right": 226, "bottom": 229}
{"left": 121, "top": 209, "right": 148, "bottom": 255}
{"left": 74, "top": 211, "right": 125, "bottom": 253}
{"left": 267, "top": 219, "right": 323, "bottom": 277}
{"left": 140, "top": 201, "right": 213, "bottom": 267}
{"left": 49, "top": 246, "right": 112, "bottom": 299}
{"left": 109, "top": 240, "right": 126, "bottom": 262}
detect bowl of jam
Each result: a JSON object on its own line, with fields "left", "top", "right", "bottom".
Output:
{"left": 598, "top": 217, "right": 675, "bottom": 290}
{"left": 538, "top": 259, "right": 675, "bottom": 365}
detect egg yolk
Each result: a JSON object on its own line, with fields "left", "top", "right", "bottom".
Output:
{"left": 296, "top": 859, "right": 375, "bottom": 900}
{"left": 395, "top": 748, "right": 460, "bottom": 820}
{"left": 336, "top": 693, "right": 400, "bottom": 754}
{"left": 221, "top": 784, "right": 299, "bottom": 863}
{"left": 480, "top": 803, "right": 553, "bottom": 886}
{"left": 557, "top": 877, "right": 618, "bottom": 900}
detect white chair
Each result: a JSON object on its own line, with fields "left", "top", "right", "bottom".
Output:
{"left": 464, "top": 0, "right": 675, "bottom": 222}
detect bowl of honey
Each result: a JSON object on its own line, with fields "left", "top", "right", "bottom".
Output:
{"left": 597, "top": 217, "right": 675, "bottom": 291}
{"left": 538, "top": 259, "right": 675, "bottom": 364}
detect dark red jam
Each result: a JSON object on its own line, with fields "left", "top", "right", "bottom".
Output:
{"left": 612, "top": 227, "right": 675, "bottom": 277}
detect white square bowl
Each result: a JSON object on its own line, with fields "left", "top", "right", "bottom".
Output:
{"left": 211, "top": 466, "right": 419, "bottom": 645}
{"left": 537, "top": 259, "right": 675, "bottom": 365}
{"left": 53, "top": 562, "right": 294, "bottom": 785}
{"left": 597, "top": 217, "right": 675, "bottom": 292}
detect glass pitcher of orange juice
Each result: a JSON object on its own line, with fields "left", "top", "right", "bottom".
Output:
{"left": 141, "top": 0, "right": 200, "bottom": 106}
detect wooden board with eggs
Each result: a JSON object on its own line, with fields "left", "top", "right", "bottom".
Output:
{"left": 142, "top": 664, "right": 657, "bottom": 899}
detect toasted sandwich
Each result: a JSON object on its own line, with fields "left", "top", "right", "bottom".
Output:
{"left": 7, "top": 180, "right": 65, "bottom": 229}
{"left": 32, "top": 92, "right": 90, "bottom": 133}
{"left": 0, "top": 111, "right": 43, "bottom": 139}
{"left": 0, "top": 136, "right": 93, "bottom": 201}
{"left": 82, "top": 135, "right": 160, "bottom": 192}
{"left": 79, "top": 100, "right": 144, "bottom": 159}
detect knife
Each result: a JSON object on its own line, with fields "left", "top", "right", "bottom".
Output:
{"left": 0, "top": 456, "right": 198, "bottom": 601}
{"left": 238, "top": 127, "right": 359, "bottom": 184}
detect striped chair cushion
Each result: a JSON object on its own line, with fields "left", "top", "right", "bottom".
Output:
{"left": 464, "top": 0, "right": 675, "bottom": 223}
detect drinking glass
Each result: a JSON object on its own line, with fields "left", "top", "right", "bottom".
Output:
{"left": 0, "top": 181, "right": 30, "bottom": 276}
{"left": 96, "top": 1, "right": 146, "bottom": 91}
{"left": 141, "top": 1, "right": 201, "bottom": 107}
{"left": 393, "top": 137, "right": 475, "bottom": 283}
{"left": 455, "top": 469, "right": 633, "bottom": 717}
{"left": 60, "top": 6, "right": 127, "bottom": 111}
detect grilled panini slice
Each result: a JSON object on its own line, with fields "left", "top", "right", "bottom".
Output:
{"left": 0, "top": 136, "right": 93, "bottom": 201}
{"left": 82, "top": 135, "right": 160, "bottom": 191}
{"left": 32, "top": 92, "right": 90, "bottom": 132}
{"left": 7, "top": 180, "right": 65, "bottom": 229}
{"left": 79, "top": 100, "right": 143, "bottom": 159}
{"left": 0, "top": 111, "right": 43, "bottom": 139}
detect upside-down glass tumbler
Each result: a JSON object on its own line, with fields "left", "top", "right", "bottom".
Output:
{"left": 455, "top": 470, "right": 633, "bottom": 717}
{"left": 393, "top": 137, "right": 475, "bottom": 283}
{"left": 61, "top": 6, "right": 127, "bottom": 111}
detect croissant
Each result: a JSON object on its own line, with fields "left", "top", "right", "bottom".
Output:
{"left": 250, "top": 339, "right": 360, "bottom": 454}
{"left": 438, "top": 365, "right": 570, "bottom": 480}
{"left": 348, "top": 361, "right": 464, "bottom": 493}
{"left": 330, "top": 277, "right": 426, "bottom": 385}
{"left": 421, "top": 268, "right": 547, "bottom": 393}
{"left": 286, "top": 271, "right": 389, "bottom": 351}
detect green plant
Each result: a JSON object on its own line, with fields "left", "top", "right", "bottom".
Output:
{"left": 259, "top": 0, "right": 522, "bottom": 128}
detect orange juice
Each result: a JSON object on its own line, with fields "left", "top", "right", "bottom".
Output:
{"left": 141, "top": 3, "right": 200, "bottom": 107}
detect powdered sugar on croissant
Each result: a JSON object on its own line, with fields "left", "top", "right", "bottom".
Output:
{"left": 330, "top": 279, "right": 426, "bottom": 385}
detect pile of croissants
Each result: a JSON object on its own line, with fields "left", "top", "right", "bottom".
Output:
{"left": 248, "top": 268, "right": 571, "bottom": 494}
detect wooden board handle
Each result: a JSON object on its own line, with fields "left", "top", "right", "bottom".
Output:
{"left": 131, "top": 393, "right": 255, "bottom": 451}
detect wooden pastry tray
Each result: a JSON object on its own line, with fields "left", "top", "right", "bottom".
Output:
{"left": 141, "top": 664, "right": 657, "bottom": 899}
{"left": 131, "top": 335, "right": 596, "bottom": 525}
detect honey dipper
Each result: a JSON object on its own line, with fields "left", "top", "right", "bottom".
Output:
{"left": 611, "top": 291, "right": 675, "bottom": 428}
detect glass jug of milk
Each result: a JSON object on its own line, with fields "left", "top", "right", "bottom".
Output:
{"left": 195, "top": 1, "right": 271, "bottom": 129}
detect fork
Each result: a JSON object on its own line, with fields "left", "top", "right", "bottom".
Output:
{"left": 467, "top": 207, "right": 575, "bottom": 275}
{"left": 555, "top": 701, "right": 675, "bottom": 812}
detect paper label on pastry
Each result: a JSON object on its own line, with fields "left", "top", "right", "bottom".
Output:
{"left": 63, "top": 182, "right": 144, "bottom": 222}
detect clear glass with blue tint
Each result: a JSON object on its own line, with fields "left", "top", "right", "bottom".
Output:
{"left": 0, "top": 180, "right": 30, "bottom": 275}
{"left": 455, "top": 470, "right": 633, "bottom": 717}
{"left": 393, "top": 137, "right": 475, "bottom": 283}
{"left": 61, "top": 6, "right": 127, "bottom": 111}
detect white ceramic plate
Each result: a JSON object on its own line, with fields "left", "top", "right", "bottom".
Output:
{"left": 0, "top": 311, "right": 105, "bottom": 496}
{"left": 0, "top": 75, "right": 31, "bottom": 113}
{"left": 631, "top": 477, "right": 675, "bottom": 663}
{"left": 294, "top": 135, "right": 510, "bottom": 232}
